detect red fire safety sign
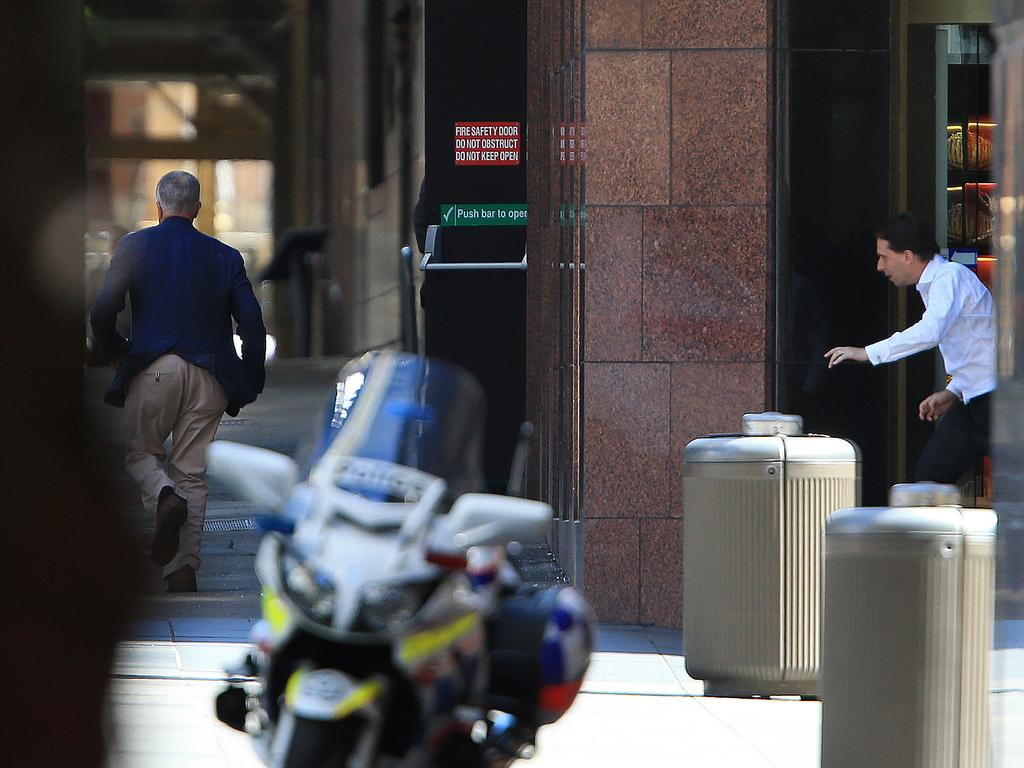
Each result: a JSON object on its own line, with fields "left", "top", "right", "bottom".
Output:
{"left": 454, "top": 121, "right": 521, "bottom": 166}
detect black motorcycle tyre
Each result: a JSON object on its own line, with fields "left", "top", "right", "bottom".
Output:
{"left": 281, "top": 716, "right": 362, "bottom": 768}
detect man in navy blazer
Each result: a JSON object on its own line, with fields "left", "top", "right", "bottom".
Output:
{"left": 91, "top": 170, "right": 266, "bottom": 592}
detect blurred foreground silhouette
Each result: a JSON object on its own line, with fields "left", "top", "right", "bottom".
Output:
{"left": 0, "top": 4, "right": 138, "bottom": 766}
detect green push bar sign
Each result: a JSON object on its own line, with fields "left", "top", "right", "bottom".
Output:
{"left": 440, "top": 203, "right": 528, "bottom": 227}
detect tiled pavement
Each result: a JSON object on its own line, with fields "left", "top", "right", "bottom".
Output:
{"left": 107, "top": 627, "right": 1024, "bottom": 767}
{"left": 107, "top": 627, "right": 823, "bottom": 768}
{"left": 526, "top": 626, "right": 822, "bottom": 768}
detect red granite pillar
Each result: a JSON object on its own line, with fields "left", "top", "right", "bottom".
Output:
{"left": 527, "top": 0, "right": 772, "bottom": 627}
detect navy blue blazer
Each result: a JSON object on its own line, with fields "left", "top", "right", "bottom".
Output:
{"left": 90, "top": 216, "right": 266, "bottom": 416}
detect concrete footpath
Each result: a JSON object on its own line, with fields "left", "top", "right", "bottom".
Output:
{"left": 107, "top": 627, "right": 822, "bottom": 768}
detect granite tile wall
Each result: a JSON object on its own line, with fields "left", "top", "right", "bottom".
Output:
{"left": 586, "top": 51, "right": 670, "bottom": 205}
{"left": 527, "top": 0, "right": 771, "bottom": 628}
{"left": 670, "top": 50, "right": 769, "bottom": 206}
{"left": 642, "top": 206, "right": 768, "bottom": 362}
{"left": 583, "top": 207, "right": 642, "bottom": 360}
{"left": 582, "top": 363, "right": 671, "bottom": 521}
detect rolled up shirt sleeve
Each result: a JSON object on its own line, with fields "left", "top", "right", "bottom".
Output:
{"left": 863, "top": 274, "right": 960, "bottom": 366}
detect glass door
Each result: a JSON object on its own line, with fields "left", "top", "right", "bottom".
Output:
{"left": 942, "top": 26, "right": 996, "bottom": 288}
{"left": 904, "top": 22, "right": 995, "bottom": 503}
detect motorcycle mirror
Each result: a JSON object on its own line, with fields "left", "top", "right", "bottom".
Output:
{"left": 207, "top": 440, "right": 299, "bottom": 510}
{"left": 433, "top": 494, "right": 552, "bottom": 550}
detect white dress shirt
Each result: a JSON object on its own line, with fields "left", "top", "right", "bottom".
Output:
{"left": 865, "top": 255, "right": 996, "bottom": 403}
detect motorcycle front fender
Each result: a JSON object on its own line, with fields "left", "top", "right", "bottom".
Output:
{"left": 266, "top": 711, "right": 365, "bottom": 768}
{"left": 285, "top": 667, "right": 386, "bottom": 722}
{"left": 268, "top": 669, "right": 387, "bottom": 768}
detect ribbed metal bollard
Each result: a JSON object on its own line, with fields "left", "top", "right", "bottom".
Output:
{"left": 682, "top": 412, "right": 860, "bottom": 698}
{"left": 821, "top": 483, "right": 996, "bottom": 767}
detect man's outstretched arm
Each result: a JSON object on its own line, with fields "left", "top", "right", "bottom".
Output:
{"left": 853, "top": 273, "right": 961, "bottom": 368}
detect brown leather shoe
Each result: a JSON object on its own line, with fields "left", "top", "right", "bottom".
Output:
{"left": 152, "top": 487, "right": 188, "bottom": 566}
{"left": 165, "top": 565, "right": 197, "bottom": 593}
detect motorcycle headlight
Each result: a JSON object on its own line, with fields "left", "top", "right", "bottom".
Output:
{"left": 281, "top": 552, "right": 335, "bottom": 625}
{"left": 358, "top": 580, "right": 435, "bottom": 632}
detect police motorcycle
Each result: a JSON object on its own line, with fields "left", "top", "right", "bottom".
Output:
{"left": 211, "top": 351, "right": 593, "bottom": 767}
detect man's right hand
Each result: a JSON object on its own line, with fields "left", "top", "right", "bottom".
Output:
{"left": 919, "top": 389, "right": 957, "bottom": 422}
{"left": 824, "top": 346, "right": 868, "bottom": 368}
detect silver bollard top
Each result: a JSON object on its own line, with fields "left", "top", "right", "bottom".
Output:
{"left": 826, "top": 485, "right": 995, "bottom": 539}
{"left": 826, "top": 504, "right": 995, "bottom": 538}
{"left": 684, "top": 411, "right": 858, "bottom": 464}
{"left": 826, "top": 505, "right": 964, "bottom": 536}
{"left": 741, "top": 412, "right": 803, "bottom": 436}
{"left": 888, "top": 482, "right": 961, "bottom": 508}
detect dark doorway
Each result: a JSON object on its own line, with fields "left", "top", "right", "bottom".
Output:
{"left": 776, "top": 0, "right": 891, "bottom": 504}
{"left": 420, "top": 1, "right": 528, "bottom": 491}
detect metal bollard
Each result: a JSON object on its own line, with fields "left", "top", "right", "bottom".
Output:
{"left": 821, "top": 483, "right": 996, "bottom": 767}
{"left": 682, "top": 412, "right": 860, "bottom": 698}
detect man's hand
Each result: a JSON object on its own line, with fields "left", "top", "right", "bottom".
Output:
{"left": 824, "top": 346, "right": 868, "bottom": 368}
{"left": 919, "top": 389, "right": 957, "bottom": 422}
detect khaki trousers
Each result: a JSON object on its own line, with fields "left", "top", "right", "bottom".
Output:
{"left": 124, "top": 354, "right": 227, "bottom": 577}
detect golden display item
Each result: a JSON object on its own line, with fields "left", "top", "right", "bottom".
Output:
{"left": 948, "top": 191, "right": 994, "bottom": 245}
{"left": 947, "top": 129, "right": 993, "bottom": 170}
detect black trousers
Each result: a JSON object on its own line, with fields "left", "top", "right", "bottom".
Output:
{"left": 914, "top": 392, "right": 991, "bottom": 484}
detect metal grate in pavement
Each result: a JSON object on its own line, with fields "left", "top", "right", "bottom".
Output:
{"left": 203, "top": 517, "right": 256, "bottom": 533}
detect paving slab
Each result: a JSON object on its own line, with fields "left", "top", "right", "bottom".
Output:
{"left": 106, "top": 678, "right": 262, "bottom": 768}
{"left": 584, "top": 652, "right": 695, "bottom": 697}
{"left": 992, "top": 690, "right": 1024, "bottom": 764}
{"left": 691, "top": 695, "right": 821, "bottom": 768}
{"left": 105, "top": 628, "right": 825, "bottom": 767}
{"left": 127, "top": 620, "right": 175, "bottom": 641}
{"left": 525, "top": 690, "right": 816, "bottom": 768}
{"left": 114, "top": 641, "right": 252, "bottom": 678}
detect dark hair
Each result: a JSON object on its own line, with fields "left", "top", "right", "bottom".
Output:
{"left": 875, "top": 212, "right": 939, "bottom": 261}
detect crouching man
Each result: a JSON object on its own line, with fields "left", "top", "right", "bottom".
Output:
{"left": 825, "top": 212, "right": 994, "bottom": 483}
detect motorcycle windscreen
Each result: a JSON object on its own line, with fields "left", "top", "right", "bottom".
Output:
{"left": 299, "top": 351, "right": 486, "bottom": 499}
